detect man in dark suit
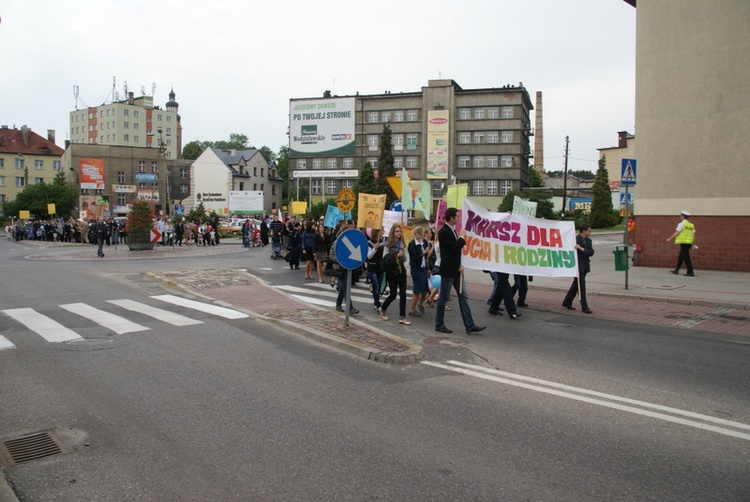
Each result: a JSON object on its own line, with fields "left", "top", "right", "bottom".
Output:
{"left": 435, "top": 207, "right": 485, "bottom": 334}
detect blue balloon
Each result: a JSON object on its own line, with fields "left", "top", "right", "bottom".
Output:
{"left": 430, "top": 274, "right": 441, "bottom": 289}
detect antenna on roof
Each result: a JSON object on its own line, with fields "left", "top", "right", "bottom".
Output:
{"left": 151, "top": 82, "right": 156, "bottom": 97}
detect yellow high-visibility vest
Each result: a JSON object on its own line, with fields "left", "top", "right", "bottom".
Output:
{"left": 675, "top": 221, "right": 695, "bottom": 244}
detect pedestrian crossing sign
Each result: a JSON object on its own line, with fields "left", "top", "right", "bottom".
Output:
{"left": 621, "top": 159, "right": 637, "bottom": 186}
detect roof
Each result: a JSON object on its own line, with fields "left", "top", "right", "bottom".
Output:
{"left": 210, "top": 147, "right": 259, "bottom": 166}
{"left": 0, "top": 126, "right": 64, "bottom": 156}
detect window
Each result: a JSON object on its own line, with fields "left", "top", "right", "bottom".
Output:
{"left": 327, "top": 158, "right": 337, "bottom": 169}
{"left": 138, "top": 183, "right": 147, "bottom": 190}
{"left": 261, "top": 183, "right": 264, "bottom": 191}
{"left": 297, "top": 159, "right": 307, "bottom": 170}
{"left": 134, "top": 110, "right": 140, "bottom": 117}
{"left": 393, "top": 110, "right": 404, "bottom": 122}
{"left": 406, "top": 133, "right": 417, "bottom": 150}
{"left": 406, "top": 109, "right": 418, "bottom": 121}
{"left": 253, "top": 183, "right": 257, "bottom": 191}
{"left": 167, "top": 116, "right": 172, "bottom": 122}
{"left": 166, "top": 127, "right": 171, "bottom": 135}
{"left": 253, "top": 167, "right": 258, "bottom": 176}
{"left": 394, "top": 157, "right": 404, "bottom": 169}
{"left": 474, "top": 108, "right": 485, "bottom": 119}
{"left": 123, "top": 109, "right": 129, "bottom": 116}
{"left": 343, "top": 157, "right": 353, "bottom": 169}
{"left": 180, "top": 167, "right": 188, "bottom": 178}
{"left": 272, "top": 185, "right": 276, "bottom": 196}
{"left": 35, "top": 160, "right": 44, "bottom": 170}
{"left": 486, "top": 180, "right": 498, "bottom": 195}
{"left": 0, "top": 195, "right": 5, "bottom": 203}
{"left": 500, "top": 180, "right": 512, "bottom": 195}
{"left": 473, "top": 157, "right": 485, "bottom": 168}
{"left": 16, "top": 177, "right": 25, "bottom": 187}
{"left": 500, "top": 156, "right": 514, "bottom": 167}
{"left": 459, "top": 108, "right": 471, "bottom": 120}
{"left": 501, "top": 131, "right": 513, "bottom": 143}
{"left": 238, "top": 182, "right": 244, "bottom": 191}
{"left": 459, "top": 132, "right": 471, "bottom": 144}
{"left": 151, "top": 161, "right": 158, "bottom": 173}
{"left": 487, "top": 131, "right": 499, "bottom": 143}
{"left": 326, "top": 180, "right": 337, "bottom": 194}
{"left": 124, "top": 134, "right": 130, "bottom": 142}
{"left": 0, "top": 176, "right": 5, "bottom": 186}
{"left": 393, "top": 134, "right": 404, "bottom": 150}
{"left": 311, "top": 180, "right": 321, "bottom": 195}
{"left": 312, "top": 159, "right": 322, "bottom": 170}
{"left": 473, "top": 180, "right": 484, "bottom": 195}
{"left": 124, "top": 122, "right": 129, "bottom": 129}
{"left": 118, "top": 194, "right": 127, "bottom": 205}
{"left": 368, "top": 111, "right": 379, "bottom": 123}
{"left": 15, "top": 157, "right": 24, "bottom": 169}
{"left": 181, "top": 185, "right": 188, "bottom": 194}
{"left": 406, "top": 156, "right": 418, "bottom": 168}
{"left": 458, "top": 156, "right": 471, "bottom": 168}
{"left": 501, "top": 106, "right": 513, "bottom": 119}
{"left": 381, "top": 111, "right": 391, "bottom": 122}
{"left": 473, "top": 132, "right": 484, "bottom": 144}
{"left": 368, "top": 135, "right": 379, "bottom": 150}
{"left": 117, "top": 171, "right": 126, "bottom": 183}
{"left": 139, "top": 161, "right": 146, "bottom": 172}
{"left": 0, "top": 159, "right": 4, "bottom": 168}
{"left": 53, "top": 161, "right": 61, "bottom": 171}
{"left": 432, "top": 180, "right": 443, "bottom": 199}
{"left": 368, "top": 157, "right": 378, "bottom": 169}
{"left": 487, "top": 156, "right": 498, "bottom": 168}
{"left": 488, "top": 107, "right": 499, "bottom": 119}
{"left": 133, "top": 123, "right": 139, "bottom": 130}
{"left": 342, "top": 179, "right": 354, "bottom": 189}
{"left": 134, "top": 136, "right": 139, "bottom": 143}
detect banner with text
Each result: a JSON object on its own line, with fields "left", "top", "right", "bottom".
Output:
{"left": 289, "top": 97, "right": 355, "bottom": 156}
{"left": 460, "top": 198, "right": 578, "bottom": 277}
{"left": 357, "top": 193, "right": 385, "bottom": 229}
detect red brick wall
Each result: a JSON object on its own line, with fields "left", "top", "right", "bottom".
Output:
{"left": 632, "top": 216, "right": 750, "bottom": 272}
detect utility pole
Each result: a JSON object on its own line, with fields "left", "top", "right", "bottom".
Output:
{"left": 561, "top": 136, "right": 569, "bottom": 217}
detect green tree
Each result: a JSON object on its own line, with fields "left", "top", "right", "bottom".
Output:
{"left": 276, "top": 145, "right": 290, "bottom": 203}
{"left": 589, "top": 155, "right": 617, "bottom": 228}
{"left": 527, "top": 164, "right": 544, "bottom": 187}
{"left": 125, "top": 199, "right": 155, "bottom": 248}
{"left": 258, "top": 146, "right": 276, "bottom": 162}
{"left": 354, "top": 162, "right": 378, "bottom": 197}
{"left": 498, "top": 189, "right": 558, "bottom": 220}
{"left": 181, "top": 141, "right": 204, "bottom": 160}
{"left": 213, "top": 133, "right": 250, "bottom": 150}
{"left": 376, "top": 124, "right": 397, "bottom": 206}
{"left": 2, "top": 171, "right": 79, "bottom": 219}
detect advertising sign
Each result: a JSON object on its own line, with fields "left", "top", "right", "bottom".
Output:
{"left": 229, "top": 191, "right": 264, "bottom": 214}
{"left": 426, "top": 109, "right": 450, "bottom": 179}
{"left": 135, "top": 172, "right": 157, "bottom": 183}
{"left": 113, "top": 184, "right": 137, "bottom": 193}
{"left": 80, "top": 158, "right": 105, "bottom": 190}
{"left": 289, "top": 97, "right": 355, "bottom": 156}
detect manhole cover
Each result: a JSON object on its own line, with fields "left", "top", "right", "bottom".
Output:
{"left": 422, "top": 336, "right": 469, "bottom": 347}
{"left": 64, "top": 338, "right": 114, "bottom": 350}
{"left": 0, "top": 430, "right": 70, "bottom": 467}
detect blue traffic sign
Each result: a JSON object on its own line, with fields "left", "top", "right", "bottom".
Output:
{"left": 619, "top": 193, "right": 633, "bottom": 206}
{"left": 390, "top": 199, "right": 402, "bottom": 212}
{"left": 621, "top": 159, "right": 637, "bottom": 186}
{"left": 335, "top": 229, "right": 368, "bottom": 270}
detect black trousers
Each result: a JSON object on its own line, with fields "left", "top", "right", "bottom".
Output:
{"left": 563, "top": 271, "right": 589, "bottom": 309}
{"left": 675, "top": 244, "right": 694, "bottom": 274}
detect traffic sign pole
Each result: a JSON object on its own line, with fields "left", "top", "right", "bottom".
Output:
{"left": 344, "top": 269, "right": 352, "bottom": 325}
{"left": 622, "top": 184, "right": 630, "bottom": 289}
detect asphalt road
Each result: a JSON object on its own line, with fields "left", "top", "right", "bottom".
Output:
{"left": 1, "top": 239, "right": 748, "bottom": 501}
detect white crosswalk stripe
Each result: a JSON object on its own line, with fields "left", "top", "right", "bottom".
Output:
{"left": 2, "top": 308, "right": 84, "bottom": 342}
{"left": 60, "top": 303, "right": 149, "bottom": 334}
{"left": 273, "top": 281, "right": 412, "bottom": 309}
{"left": 151, "top": 295, "right": 249, "bottom": 319}
{"left": 0, "top": 334, "right": 16, "bottom": 350}
{"left": 107, "top": 299, "right": 204, "bottom": 326}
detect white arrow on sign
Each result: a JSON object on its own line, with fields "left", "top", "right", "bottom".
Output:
{"left": 341, "top": 235, "right": 363, "bottom": 262}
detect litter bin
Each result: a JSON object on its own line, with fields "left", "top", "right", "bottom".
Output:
{"left": 613, "top": 244, "right": 629, "bottom": 271}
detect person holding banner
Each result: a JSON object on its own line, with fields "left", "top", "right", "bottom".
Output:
{"left": 379, "top": 224, "right": 411, "bottom": 325}
{"left": 435, "top": 208, "right": 485, "bottom": 334}
{"left": 562, "top": 223, "right": 595, "bottom": 314}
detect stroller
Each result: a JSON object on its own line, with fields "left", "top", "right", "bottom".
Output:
{"left": 270, "top": 235, "right": 284, "bottom": 260}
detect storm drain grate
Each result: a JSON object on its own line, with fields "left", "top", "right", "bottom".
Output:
{"left": 0, "top": 430, "right": 70, "bottom": 467}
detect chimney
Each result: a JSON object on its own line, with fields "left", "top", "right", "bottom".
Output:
{"left": 534, "top": 91, "right": 544, "bottom": 172}
{"left": 65, "top": 140, "right": 71, "bottom": 149}
{"left": 128, "top": 92, "right": 135, "bottom": 105}
{"left": 617, "top": 131, "right": 630, "bottom": 148}
{"left": 21, "top": 125, "right": 30, "bottom": 147}
{"left": 47, "top": 129, "right": 56, "bottom": 145}
{"left": 323, "top": 90, "right": 332, "bottom": 98}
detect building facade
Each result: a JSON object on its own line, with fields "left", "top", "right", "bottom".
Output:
{"left": 63, "top": 144, "right": 171, "bottom": 219}
{"left": 69, "top": 88, "right": 182, "bottom": 160}
{"left": 288, "top": 79, "right": 534, "bottom": 210}
{"left": 628, "top": 0, "right": 750, "bottom": 271}
{"left": 0, "top": 125, "right": 64, "bottom": 204}
{"left": 187, "top": 148, "right": 282, "bottom": 215}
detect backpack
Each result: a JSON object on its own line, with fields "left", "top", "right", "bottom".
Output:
{"left": 328, "top": 239, "right": 338, "bottom": 263}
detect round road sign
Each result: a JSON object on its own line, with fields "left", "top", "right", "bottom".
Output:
{"left": 336, "top": 188, "right": 355, "bottom": 212}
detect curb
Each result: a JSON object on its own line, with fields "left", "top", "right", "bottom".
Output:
{"left": 0, "top": 474, "right": 19, "bottom": 502}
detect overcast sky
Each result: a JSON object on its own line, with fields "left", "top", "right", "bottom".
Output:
{"left": 1, "top": 0, "right": 635, "bottom": 172}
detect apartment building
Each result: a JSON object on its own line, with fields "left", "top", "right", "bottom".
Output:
{"left": 288, "top": 79, "right": 534, "bottom": 209}
{"left": 0, "top": 125, "right": 64, "bottom": 204}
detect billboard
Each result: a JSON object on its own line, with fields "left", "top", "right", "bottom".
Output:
{"left": 228, "top": 191, "right": 264, "bottom": 214}
{"left": 426, "top": 110, "right": 450, "bottom": 179}
{"left": 80, "top": 158, "right": 105, "bottom": 190}
{"left": 289, "top": 97, "right": 355, "bottom": 155}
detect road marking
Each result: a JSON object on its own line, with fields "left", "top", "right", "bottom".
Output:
{"left": 60, "top": 303, "right": 149, "bottom": 334}
{"left": 107, "top": 299, "right": 204, "bottom": 326}
{"left": 422, "top": 360, "right": 750, "bottom": 441}
{"left": 290, "top": 295, "right": 334, "bottom": 307}
{"left": 151, "top": 295, "right": 249, "bottom": 319}
{"left": 0, "top": 334, "right": 16, "bottom": 350}
{"left": 2, "top": 308, "right": 83, "bottom": 342}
